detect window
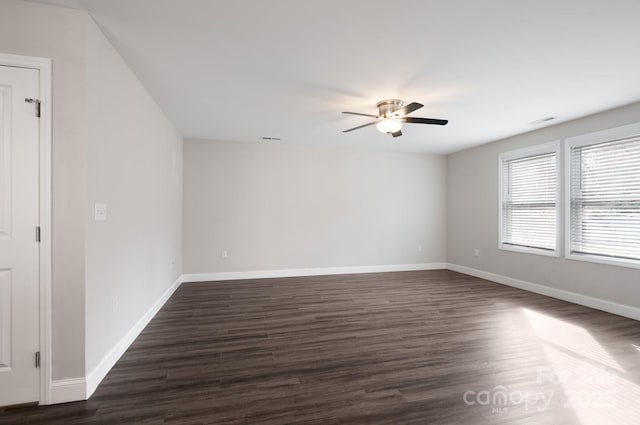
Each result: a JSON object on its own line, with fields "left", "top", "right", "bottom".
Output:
{"left": 499, "top": 142, "right": 559, "bottom": 255}
{"left": 567, "top": 124, "right": 640, "bottom": 268}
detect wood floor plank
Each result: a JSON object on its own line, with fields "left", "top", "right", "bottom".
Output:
{"left": 2, "top": 270, "right": 639, "bottom": 424}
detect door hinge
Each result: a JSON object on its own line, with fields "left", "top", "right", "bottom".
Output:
{"left": 24, "top": 98, "right": 41, "bottom": 118}
{"left": 36, "top": 226, "right": 41, "bottom": 243}
{"left": 35, "top": 351, "right": 40, "bottom": 368}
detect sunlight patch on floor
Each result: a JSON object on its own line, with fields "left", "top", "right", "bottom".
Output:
{"left": 524, "top": 308, "right": 640, "bottom": 425}
{"left": 524, "top": 308, "right": 623, "bottom": 372}
{"left": 540, "top": 344, "right": 640, "bottom": 425}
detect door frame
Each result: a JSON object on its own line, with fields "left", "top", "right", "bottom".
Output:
{"left": 0, "top": 53, "right": 52, "bottom": 405}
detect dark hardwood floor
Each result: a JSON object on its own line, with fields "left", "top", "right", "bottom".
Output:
{"left": 2, "top": 270, "right": 640, "bottom": 424}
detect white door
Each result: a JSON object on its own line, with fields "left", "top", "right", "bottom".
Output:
{"left": 0, "top": 65, "right": 40, "bottom": 406}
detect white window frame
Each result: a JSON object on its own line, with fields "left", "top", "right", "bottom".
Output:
{"left": 498, "top": 141, "right": 561, "bottom": 257}
{"left": 564, "top": 122, "right": 640, "bottom": 270}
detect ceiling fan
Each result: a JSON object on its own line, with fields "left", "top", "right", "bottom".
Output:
{"left": 342, "top": 99, "right": 448, "bottom": 138}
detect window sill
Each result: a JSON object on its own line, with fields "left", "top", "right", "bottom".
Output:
{"left": 499, "top": 244, "right": 559, "bottom": 258}
{"left": 566, "top": 252, "right": 640, "bottom": 270}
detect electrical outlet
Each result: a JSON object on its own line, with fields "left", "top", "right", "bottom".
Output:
{"left": 418, "top": 244, "right": 423, "bottom": 252}
{"left": 221, "top": 249, "right": 228, "bottom": 259}
{"left": 474, "top": 248, "right": 480, "bottom": 257}
{"left": 94, "top": 203, "right": 107, "bottom": 221}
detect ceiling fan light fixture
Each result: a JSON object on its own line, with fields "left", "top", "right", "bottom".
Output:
{"left": 342, "top": 100, "right": 447, "bottom": 136}
{"left": 376, "top": 118, "right": 402, "bottom": 134}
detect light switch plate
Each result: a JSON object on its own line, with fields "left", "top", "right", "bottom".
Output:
{"left": 95, "top": 203, "right": 107, "bottom": 221}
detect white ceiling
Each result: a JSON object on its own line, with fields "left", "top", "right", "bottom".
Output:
{"left": 28, "top": 0, "right": 640, "bottom": 153}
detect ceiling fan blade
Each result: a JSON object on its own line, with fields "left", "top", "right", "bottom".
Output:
{"left": 343, "top": 121, "right": 378, "bottom": 133}
{"left": 342, "top": 111, "right": 379, "bottom": 118}
{"left": 392, "top": 102, "right": 423, "bottom": 117}
{"left": 390, "top": 130, "right": 403, "bottom": 138}
{"left": 400, "top": 117, "right": 449, "bottom": 126}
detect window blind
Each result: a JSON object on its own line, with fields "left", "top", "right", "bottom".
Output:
{"left": 502, "top": 152, "right": 557, "bottom": 251}
{"left": 569, "top": 135, "right": 640, "bottom": 261}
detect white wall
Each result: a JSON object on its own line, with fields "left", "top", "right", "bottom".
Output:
{"left": 184, "top": 139, "right": 446, "bottom": 274}
{"left": 83, "top": 16, "right": 183, "bottom": 377}
{"left": 447, "top": 101, "right": 640, "bottom": 310}
{"left": 0, "top": 0, "right": 88, "bottom": 380}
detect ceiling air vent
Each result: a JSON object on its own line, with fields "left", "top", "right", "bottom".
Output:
{"left": 529, "top": 116, "right": 556, "bottom": 125}
{"left": 260, "top": 136, "right": 281, "bottom": 141}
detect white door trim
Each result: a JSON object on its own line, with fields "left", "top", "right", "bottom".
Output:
{"left": 0, "top": 53, "right": 52, "bottom": 405}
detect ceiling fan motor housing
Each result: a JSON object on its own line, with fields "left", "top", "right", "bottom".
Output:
{"left": 377, "top": 99, "right": 404, "bottom": 118}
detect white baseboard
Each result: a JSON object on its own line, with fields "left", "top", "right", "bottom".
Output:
{"left": 447, "top": 263, "right": 640, "bottom": 321}
{"left": 182, "top": 262, "right": 448, "bottom": 283}
{"left": 49, "top": 377, "right": 87, "bottom": 405}
{"left": 84, "top": 275, "right": 183, "bottom": 399}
